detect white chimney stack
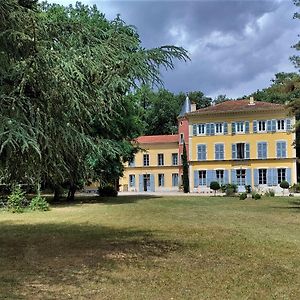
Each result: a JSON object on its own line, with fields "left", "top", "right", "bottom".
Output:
{"left": 191, "top": 103, "right": 196, "bottom": 112}
{"left": 249, "top": 96, "right": 255, "bottom": 105}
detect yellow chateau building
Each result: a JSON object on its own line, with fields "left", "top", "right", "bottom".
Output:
{"left": 120, "top": 97, "right": 297, "bottom": 194}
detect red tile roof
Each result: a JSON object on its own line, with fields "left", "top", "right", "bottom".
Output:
{"left": 188, "top": 100, "right": 284, "bottom": 116}
{"left": 134, "top": 134, "right": 179, "bottom": 144}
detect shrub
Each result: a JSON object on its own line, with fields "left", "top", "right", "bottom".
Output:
{"left": 29, "top": 195, "right": 50, "bottom": 211}
{"left": 252, "top": 193, "right": 261, "bottom": 200}
{"left": 210, "top": 181, "right": 220, "bottom": 195}
{"left": 245, "top": 185, "right": 252, "bottom": 194}
{"left": 264, "top": 189, "right": 275, "bottom": 197}
{"left": 221, "top": 183, "right": 238, "bottom": 197}
{"left": 290, "top": 183, "right": 300, "bottom": 193}
{"left": 7, "top": 186, "right": 27, "bottom": 213}
{"left": 239, "top": 192, "right": 247, "bottom": 200}
{"left": 280, "top": 180, "right": 290, "bottom": 190}
{"left": 98, "top": 185, "right": 118, "bottom": 197}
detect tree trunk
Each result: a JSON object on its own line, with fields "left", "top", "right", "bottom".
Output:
{"left": 53, "top": 186, "right": 61, "bottom": 202}
{"left": 67, "top": 184, "right": 77, "bottom": 202}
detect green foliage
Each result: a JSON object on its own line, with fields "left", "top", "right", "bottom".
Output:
{"left": 290, "top": 183, "right": 300, "bottom": 193}
{"left": 264, "top": 189, "right": 275, "bottom": 197}
{"left": 7, "top": 186, "right": 27, "bottom": 213}
{"left": 245, "top": 185, "right": 252, "bottom": 194}
{"left": 239, "top": 193, "right": 247, "bottom": 200}
{"left": 221, "top": 183, "right": 237, "bottom": 196}
{"left": 210, "top": 181, "right": 220, "bottom": 195}
{"left": 182, "top": 142, "right": 189, "bottom": 193}
{"left": 252, "top": 193, "right": 261, "bottom": 200}
{"left": 98, "top": 184, "right": 118, "bottom": 197}
{"left": 29, "top": 195, "right": 50, "bottom": 211}
{"left": 280, "top": 180, "right": 290, "bottom": 190}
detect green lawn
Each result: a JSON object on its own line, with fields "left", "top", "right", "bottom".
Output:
{"left": 0, "top": 196, "right": 300, "bottom": 299}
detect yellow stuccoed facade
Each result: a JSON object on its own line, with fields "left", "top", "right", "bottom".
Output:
{"left": 119, "top": 99, "right": 297, "bottom": 194}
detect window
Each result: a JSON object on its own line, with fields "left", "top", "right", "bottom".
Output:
{"left": 237, "top": 143, "right": 245, "bottom": 159}
{"left": 236, "top": 169, "right": 246, "bottom": 186}
{"left": 158, "top": 153, "right": 164, "bottom": 166}
{"left": 143, "top": 154, "right": 149, "bottom": 166}
{"left": 197, "top": 144, "right": 206, "bottom": 161}
{"left": 199, "top": 170, "right": 206, "bottom": 186}
{"left": 258, "top": 169, "right": 267, "bottom": 185}
{"left": 198, "top": 123, "right": 206, "bottom": 135}
{"left": 276, "top": 141, "right": 287, "bottom": 158}
{"left": 180, "top": 133, "right": 184, "bottom": 144}
{"left": 236, "top": 122, "right": 244, "bottom": 133}
{"left": 215, "top": 144, "right": 224, "bottom": 160}
{"left": 129, "top": 175, "right": 135, "bottom": 187}
{"left": 258, "top": 120, "right": 266, "bottom": 132}
{"left": 277, "top": 119, "right": 285, "bottom": 131}
{"left": 215, "top": 123, "right": 223, "bottom": 134}
{"left": 172, "top": 153, "right": 178, "bottom": 165}
{"left": 158, "top": 174, "right": 164, "bottom": 187}
{"left": 257, "top": 142, "right": 267, "bottom": 159}
{"left": 172, "top": 173, "right": 179, "bottom": 187}
{"left": 216, "top": 170, "right": 224, "bottom": 185}
{"left": 277, "top": 168, "right": 286, "bottom": 184}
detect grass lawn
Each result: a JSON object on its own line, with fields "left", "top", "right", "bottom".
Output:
{"left": 0, "top": 196, "right": 300, "bottom": 299}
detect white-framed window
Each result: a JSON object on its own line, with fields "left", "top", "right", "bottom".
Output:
{"left": 128, "top": 157, "right": 135, "bottom": 167}
{"left": 236, "top": 121, "right": 244, "bottom": 133}
{"left": 215, "top": 123, "right": 223, "bottom": 134}
{"left": 258, "top": 169, "right": 267, "bottom": 185}
{"left": 277, "top": 119, "right": 285, "bottom": 131}
{"left": 172, "top": 173, "right": 179, "bottom": 187}
{"left": 216, "top": 170, "right": 224, "bottom": 185}
{"left": 258, "top": 120, "right": 266, "bottom": 132}
{"left": 172, "top": 153, "right": 178, "bottom": 165}
{"left": 143, "top": 154, "right": 149, "bottom": 166}
{"left": 198, "top": 123, "right": 206, "bottom": 135}
{"left": 129, "top": 175, "right": 135, "bottom": 187}
{"left": 199, "top": 170, "right": 206, "bottom": 186}
{"left": 158, "top": 153, "right": 164, "bottom": 166}
{"left": 158, "top": 174, "right": 164, "bottom": 187}
{"left": 180, "top": 133, "right": 184, "bottom": 144}
{"left": 277, "top": 168, "right": 286, "bottom": 184}
{"left": 236, "top": 169, "right": 246, "bottom": 186}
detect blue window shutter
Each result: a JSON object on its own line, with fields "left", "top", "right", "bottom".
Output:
{"left": 267, "top": 120, "right": 272, "bottom": 132}
{"left": 139, "top": 175, "right": 143, "bottom": 192}
{"left": 150, "top": 174, "right": 155, "bottom": 192}
{"left": 264, "top": 142, "right": 268, "bottom": 159}
{"left": 286, "top": 119, "right": 291, "bottom": 132}
{"left": 232, "top": 122, "right": 236, "bottom": 135}
{"left": 245, "top": 143, "right": 250, "bottom": 159}
{"left": 203, "top": 145, "right": 207, "bottom": 160}
{"left": 267, "top": 169, "right": 273, "bottom": 186}
{"left": 282, "top": 141, "right": 287, "bottom": 158}
{"left": 220, "top": 144, "right": 224, "bottom": 160}
{"left": 210, "top": 123, "right": 215, "bottom": 135}
{"left": 231, "top": 169, "right": 236, "bottom": 184}
{"left": 232, "top": 144, "right": 237, "bottom": 159}
{"left": 273, "top": 168, "right": 278, "bottom": 186}
{"left": 224, "top": 122, "right": 228, "bottom": 135}
{"left": 286, "top": 168, "right": 291, "bottom": 184}
{"left": 215, "top": 144, "right": 219, "bottom": 160}
{"left": 246, "top": 169, "right": 251, "bottom": 186}
{"left": 254, "top": 169, "right": 258, "bottom": 186}
{"left": 245, "top": 121, "right": 250, "bottom": 133}
{"left": 197, "top": 145, "right": 201, "bottom": 161}
{"left": 224, "top": 170, "right": 229, "bottom": 184}
{"left": 276, "top": 142, "right": 280, "bottom": 158}
{"left": 257, "top": 142, "right": 262, "bottom": 159}
{"left": 207, "top": 170, "right": 213, "bottom": 187}
{"left": 133, "top": 175, "right": 136, "bottom": 187}
{"left": 193, "top": 124, "right": 197, "bottom": 136}
{"left": 206, "top": 123, "right": 211, "bottom": 135}
{"left": 253, "top": 120, "right": 257, "bottom": 133}
{"left": 194, "top": 170, "right": 199, "bottom": 188}
{"left": 271, "top": 119, "right": 276, "bottom": 132}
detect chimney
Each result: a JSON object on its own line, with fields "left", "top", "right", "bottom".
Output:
{"left": 249, "top": 96, "right": 255, "bottom": 105}
{"left": 191, "top": 102, "right": 196, "bottom": 112}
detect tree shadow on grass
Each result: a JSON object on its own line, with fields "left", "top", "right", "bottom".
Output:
{"left": 0, "top": 221, "right": 182, "bottom": 299}
{"left": 49, "top": 195, "right": 162, "bottom": 207}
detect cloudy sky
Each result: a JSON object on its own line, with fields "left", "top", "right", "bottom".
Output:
{"left": 46, "top": 0, "right": 298, "bottom": 99}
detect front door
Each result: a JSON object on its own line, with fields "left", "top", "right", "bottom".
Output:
{"left": 236, "top": 169, "right": 246, "bottom": 192}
